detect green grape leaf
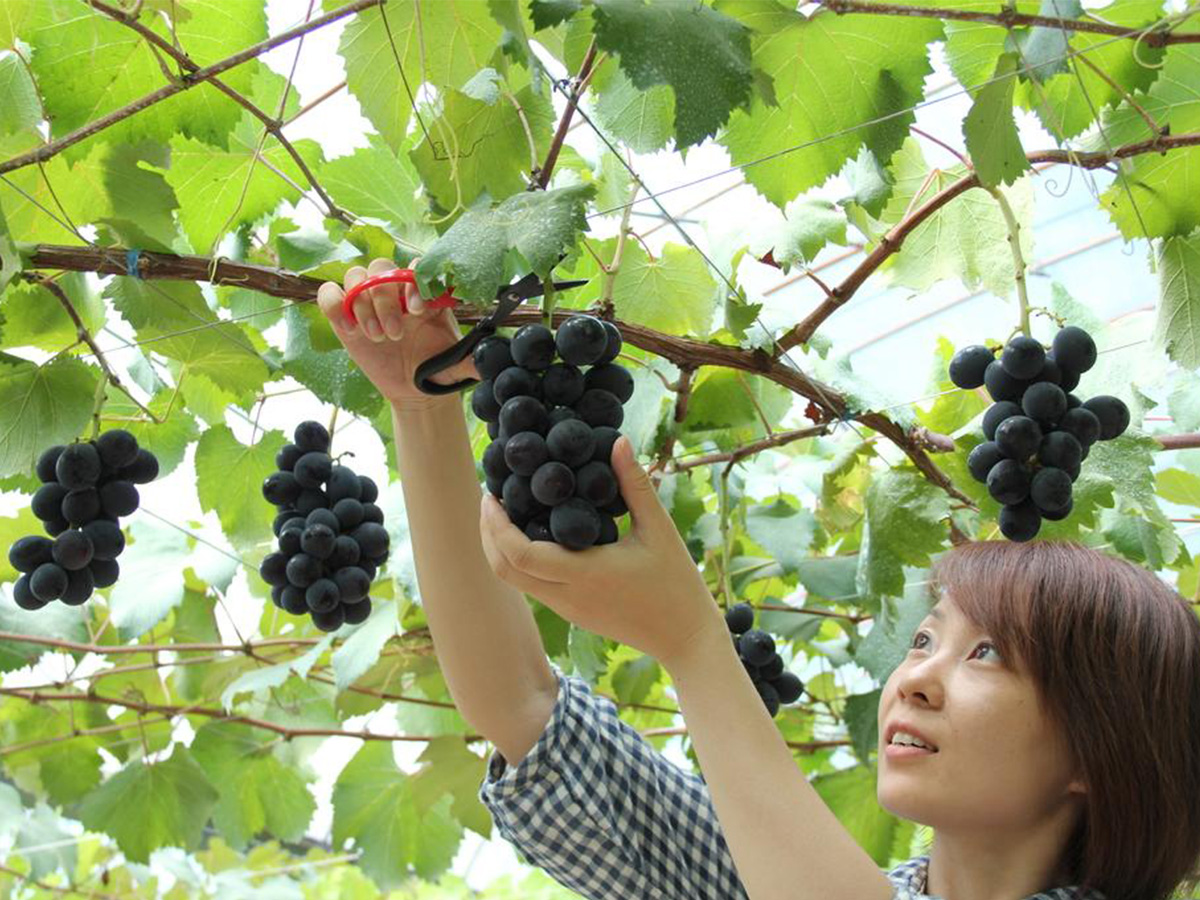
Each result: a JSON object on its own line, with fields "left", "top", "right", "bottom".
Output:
{"left": 413, "top": 182, "right": 595, "bottom": 303}
{"left": 282, "top": 305, "right": 384, "bottom": 419}
{"left": 332, "top": 742, "right": 462, "bottom": 888}
{"left": 331, "top": 0, "right": 506, "bottom": 152}
{"left": 857, "top": 470, "right": 950, "bottom": 599}
{"left": 97, "top": 141, "right": 181, "bottom": 254}
{"left": 941, "top": 0, "right": 1042, "bottom": 90}
{"left": 0, "top": 201, "right": 20, "bottom": 294}
{"left": 76, "top": 746, "right": 218, "bottom": 864}
{"left": 107, "top": 521, "right": 197, "bottom": 639}
{"left": 13, "top": 802, "right": 77, "bottom": 880}
{"left": 190, "top": 721, "right": 316, "bottom": 850}
{"left": 0, "top": 53, "right": 41, "bottom": 140}
{"left": 812, "top": 752, "right": 913, "bottom": 865}
{"left": 319, "top": 132, "right": 430, "bottom": 244}
{"left": 410, "top": 67, "right": 555, "bottom": 213}
{"left": 1168, "top": 371, "right": 1200, "bottom": 431}
{"left": 683, "top": 368, "right": 793, "bottom": 433}
{"left": 29, "top": 0, "right": 266, "bottom": 161}
{"left": 409, "top": 737, "right": 492, "bottom": 838}
{"left": 591, "top": 58, "right": 676, "bottom": 154}
{"left": 755, "top": 197, "right": 849, "bottom": 271}
{"left": 1, "top": 701, "right": 105, "bottom": 805}
{"left": 99, "top": 391, "right": 200, "bottom": 480}
{"left": 872, "top": 137, "right": 1035, "bottom": 300}
{"left": 161, "top": 117, "right": 325, "bottom": 256}
{"left": 589, "top": 0, "right": 755, "bottom": 150}
{"left": 332, "top": 599, "right": 400, "bottom": 690}
{"left": 1095, "top": 37, "right": 1200, "bottom": 239}
{"left": 1009, "top": 0, "right": 1083, "bottom": 81}
{"left": 0, "top": 582, "right": 88, "bottom": 674}
{"left": 963, "top": 54, "right": 1032, "bottom": 188}
{"left": 841, "top": 146, "right": 896, "bottom": 219}
{"left": 0, "top": 132, "right": 112, "bottom": 247}
{"left": 843, "top": 689, "right": 882, "bottom": 765}
{"left": 530, "top": 0, "right": 582, "bottom": 29}
{"left": 1156, "top": 468, "right": 1200, "bottom": 508}
{"left": 1014, "top": 0, "right": 1167, "bottom": 141}
{"left": 195, "top": 425, "right": 286, "bottom": 551}
{"left": 917, "top": 337, "right": 991, "bottom": 435}
{"left": 0, "top": 505, "right": 41, "bottom": 584}
{"left": 1154, "top": 233, "right": 1200, "bottom": 370}
{"left": 611, "top": 654, "right": 661, "bottom": 706}
{"left": 717, "top": 0, "right": 940, "bottom": 207}
{"left": 1089, "top": 433, "right": 1183, "bottom": 565}
{"left": 746, "top": 497, "right": 818, "bottom": 575}
{"left": 221, "top": 636, "right": 334, "bottom": 710}
{"left": 104, "top": 278, "right": 268, "bottom": 398}
{"left": 0, "top": 354, "right": 98, "bottom": 479}
{"left": 853, "top": 570, "right": 933, "bottom": 681}
{"left": 0, "top": 271, "right": 103, "bottom": 353}
{"left": 609, "top": 241, "right": 719, "bottom": 338}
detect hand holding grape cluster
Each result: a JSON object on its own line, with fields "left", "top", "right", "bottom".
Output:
{"left": 472, "top": 314, "right": 632, "bottom": 550}
{"left": 724, "top": 602, "right": 804, "bottom": 717}
{"left": 949, "top": 325, "right": 1129, "bottom": 541}
{"left": 8, "top": 430, "right": 158, "bottom": 609}
{"left": 258, "top": 421, "right": 386, "bottom": 632}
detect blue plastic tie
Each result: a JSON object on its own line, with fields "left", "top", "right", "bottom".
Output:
{"left": 125, "top": 248, "right": 143, "bottom": 279}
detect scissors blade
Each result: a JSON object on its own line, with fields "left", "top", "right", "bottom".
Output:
{"left": 498, "top": 275, "right": 589, "bottom": 303}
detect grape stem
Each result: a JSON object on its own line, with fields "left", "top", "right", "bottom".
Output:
{"left": 984, "top": 184, "right": 1031, "bottom": 338}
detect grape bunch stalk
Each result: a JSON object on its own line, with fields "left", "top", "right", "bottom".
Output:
{"left": 258, "top": 421, "right": 387, "bottom": 632}
{"left": 471, "top": 313, "right": 634, "bottom": 551}
{"left": 724, "top": 602, "right": 804, "bottom": 717}
{"left": 949, "top": 325, "right": 1130, "bottom": 542}
{"left": 8, "top": 430, "right": 159, "bottom": 609}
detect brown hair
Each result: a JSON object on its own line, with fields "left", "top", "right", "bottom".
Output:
{"left": 926, "top": 540, "right": 1200, "bottom": 900}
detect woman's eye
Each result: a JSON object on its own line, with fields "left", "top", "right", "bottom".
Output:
{"left": 909, "top": 631, "right": 998, "bottom": 660}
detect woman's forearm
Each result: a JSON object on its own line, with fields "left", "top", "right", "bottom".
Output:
{"left": 664, "top": 623, "right": 894, "bottom": 900}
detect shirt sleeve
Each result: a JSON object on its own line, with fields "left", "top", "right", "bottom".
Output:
{"left": 478, "top": 663, "right": 750, "bottom": 900}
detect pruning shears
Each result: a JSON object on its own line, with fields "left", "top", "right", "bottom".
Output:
{"left": 340, "top": 265, "right": 588, "bottom": 395}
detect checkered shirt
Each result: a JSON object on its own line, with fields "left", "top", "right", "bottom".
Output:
{"left": 479, "top": 664, "right": 1107, "bottom": 900}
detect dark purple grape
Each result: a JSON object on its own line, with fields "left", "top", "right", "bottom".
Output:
{"left": 305, "top": 508, "right": 340, "bottom": 532}
{"left": 967, "top": 441, "right": 1006, "bottom": 484}
{"left": 259, "top": 552, "right": 289, "bottom": 587}
{"left": 1057, "top": 407, "right": 1100, "bottom": 448}
{"left": 36, "top": 446, "right": 65, "bottom": 484}
{"left": 305, "top": 578, "right": 340, "bottom": 613}
{"left": 273, "top": 509, "right": 299, "bottom": 537}
{"left": 472, "top": 379, "right": 503, "bottom": 422}
{"left": 294, "top": 489, "right": 328, "bottom": 515}
{"left": 504, "top": 432, "right": 549, "bottom": 478}
{"left": 332, "top": 498, "right": 365, "bottom": 531}
{"left": 351, "top": 523, "right": 390, "bottom": 559}
{"left": 358, "top": 476, "right": 379, "bottom": 504}
{"left": 584, "top": 363, "right": 634, "bottom": 404}
{"left": 725, "top": 602, "right": 754, "bottom": 634}
{"left": 30, "top": 562, "right": 68, "bottom": 601}
{"left": 99, "top": 481, "right": 139, "bottom": 518}
{"left": 13, "top": 574, "right": 46, "bottom": 610}
{"left": 981, "top": 402, "right": 1021, "bottom": 442}
{"left": 995, "top": 416, "right": 1042, "bottom": 461}
{"left": 549, "top": 498, "right": 601, "bottom": 550}
{"left": 482, "top": 440, "right": 511, "bottom": 482}
{"left": 118, "top": 448, "right": 159, "bottom": 485}
{"left": 342, "top": 596, "right": 372, "bottom": 625}
{"left": 90, "top": 558, "right": 119, "bottom": 588}
{"left": 56, "top": 443, "right": 102, "bottom": 491}
{"left": 493, "top": 366, "right": 541, "bottom": 406}
{"left": 262, "top": 471, "right": 301, "bottom": 506}
{"left": 328, "top": 535, "right": 361, "bottom": 570}
{"left": 574, "top": 389, "right": 623, "bottom": 429}
{"left": 556, "top": 315, "right": 608, "bottom": 367}
{"left": 60, "top": 567, "right": 94, "bottom": 606}
{"left": 1001, "top": 335, "right": 1045, "bottom": 380}
{"left": 276, "top": 443, "right": 303, "bottom": 472}
{"left": 361, "top": 503, "right": 384, "bottom": 525}
{"left": 31, "top": 483, "right": 67, "bottom": 522}
{"left": 542, "top": 363, "right": 586, "bottom": 406}
{"left": 596, "top": 320, "right": 622, "bottom": 364}
{"left": 95, "top": 429, "right": 139, "bottom": 469}
{"left": 1038, "top": 431, "right": 1082, "bottom": 471}
{"left": 1030, "top": 468, "right": 1072, "bottom": 515}
{"left": 757, "top": 680, "right": 781, "bottom": 717}
{"left": 525, "top": 516, "right": 554, "bottom": 542}
{"left": 511, "top": 324, "right": 557, "bottom": 370}
{"left": 326, "top": 467, "right": 362, "bottom": 504}
{"left": 739, "top": 629, "right": 775, "bottom": 666}
{"left": 1021, "top": 382, "right": 1067, "bottom": 428}
{"left": 281, "top": 585, "right": 308, "bottom": 615}
{"left": 8, "top": 536, "right": 53, "bottom": 574}
{"left": 294, "top": 452, "right": 332, "bottom": 490}
{"left": 1082, "top": 395, "right": 1129, "bottom": 440}
{"left": 999, "top": 499, "right": 1041, "bottom": 542}
{"left": 52, "top": 530, "right": 93, "bottom": 570}
{"left": 285, "top": 553, "right": 322, "bottom": 588}
{"left": 294, "top": 420, "right": 331, "bottom": 454}
{"left": 81, "top": 520, "right": 124, "bottom": 561}
{"left": 499, "top": 395, "right": 550, "bottom": 437}
{"left": 987, "top": 459, "right": 1032, "bottom": 505}
{"left": 949, "top": 344, "right": 995, "bottom": 389}
{"left": 301, "top": 524, "right": 337, "bottom": 560}
{"left": 1051, "top": 326, "right": 1097, "bottom": 375}
{"left": 531, "top": 461, "right": 575, "bottom": 507}
{"left": 474, "top": 336, "right": 514, "bottom": 381}
{"left": 771, "top": 671, "right": 803, "bottom": 704}
{"left": 546, "top": 419, "right": 596, "bottom": 468}
{"left": 311, "top": 604, "right": 345, "bottom": 632}
{"left": 333, "top": 566, "right": 370, "bottom": 603}
{"left": 984, "top": 360, "right": 1030, "bottom": 403}
{"left": 574, "top": 461, "right": 618, "bottom": 507}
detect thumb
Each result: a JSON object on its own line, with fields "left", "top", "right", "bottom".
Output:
{"left": 612, "top": 436, "right": 668, "bottom": 535}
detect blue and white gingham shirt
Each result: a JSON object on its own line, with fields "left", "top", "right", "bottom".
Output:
{"left": 478, "top": 664, "right": 1107, "bottom": 900}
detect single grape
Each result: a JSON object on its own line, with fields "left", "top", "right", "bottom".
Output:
{"left": 983, "top": 360, "right": 1030, "bottom": 403}
{"left": 584, "top": 363, "right": 634, "bottom": 404}
{"left": 994, "top": 415, "right": 1042, "bottom": 462}
{"left": 474, "top": 336, "right": 514, "bottom": 381}
{"left": 525, "top": 516, "right": 554, "bottom": 542}
{"left": 13, "top": 575, "right": 46, "bottom": 611}
{"left": 739, "top": 629, "right": 775, "bottom": 666}
{"left": 60, "top": 567, "right": 94, "bottom": 606}
{"left": 294, "top": 452, "right": 333, "bottom": 490}
{"left": 596, "top": 512, "right": 619, "bottom": 545}
{"left": 95, "top": 429, "right": 139, "bottom": 469}
{"left": 342, "top": 596, "right": 373, "bottom": 625}
{"left": 1038, "top": 431, "right": 1082, "bottom": 471}
{"left": 273, "top": 509, "right": 299, "bottom": 537}
{"left": 1030, "top": 468, "right": 1073, "bottom": 515}
{"left": 259, "top": 552, "right": 289, "bottom": 587}
{"left": 472, "top": 379, "right": 503, "bottom": 422}
{"left": 99, "top": 481, "right": 139, "bottom": 518}
{"left": 281, "top": 585, "right": 308, "bottom": 615}
{"left": 948, "top": 344, "right": 994, "bottom": 389}
{"left": 546, "top": 419, "right": 596, "bottom": 468}
{"left": 119, "top": 448, "right": 159, "bottom": 485}
{"left": 499, "top": 395, "right": 550, "bottom": 437}
{"left": 278, "top": 528, "right": 303, "bottom": 556}
{"left": 1001, "top": 335, "right": 1046, "bottom": 380}
{"left": 531, "top": 461, "right": 576, "bottom": 507}
{"left": 1035, "top": 354, "right": 1062, "bottom": 386}
{"left": 305, "top": 578, "right": 340, "bottom": 614}
{"left": 1057, "top": 407, "right": 1101, "bottom": 448}
{"left": 549, "top": 498, "right": 602, "bottom": 550}
{"left": 60, "top": 489, "right": 100, "bottom": 526}
{"left": 276, "top": 443, "right": 303, "bottom": 472}
{"left": 52, "top": 530, "right": 94, "bottom": 570}
{"left": 482, "top": 440, "right": 512, "bottom": 483}
{"left": 760, "top": 654, "right": 785, "bottom": 681}
{"left": 56, "top": 443, "right": 102, "bottom": 491}
{"left": 294, "top": 420, "right": 331, "bottom": 454}
{"left": 591, "top": 427, "right": 621, "bottom": 465}
{"left": 725, "top": 602, "right": 755, "bottom": 634}
{"left": 81, "top": 520, "right": 125, "bottom": 561}
{"left": 542, "top": 363, "right": 586, "bottom": 406}
{"left": 771, "top": 671, "right": 804, "bottom": 704}
{"left": 1082, "top": 395, "right": 1130, "bottom": 440}
{"left": 987, "top": 459, "right": 1032, "bottom": 505}
{"left": 262, "top": 471, "right": 301, "bottom": 506}
{"left": 31, "top": 483, "right": 67, "bottom": 522}
{"left": 574, "top": 461, "right": 618, "bottom": 507}
{"left": 999, "top": 499, "right": 1041, "bottom": 542}
{"left": 332, "top": 497, "right": 365, "bottom": 531}
{"left": 493, "top": 366, "right": 542, "bottom": 407}
{"left": 511, "top": 324, "right": 558, "bottom": 370}
{"left": 285, "top": 553, "right": 323, "bottom": 588}
{"left": 596, "top": 320, "right": 623, "bottom": 364}
{"left": 1051, "top": 326, "right": 1097, "bottom": 375}
{"left": 1041, "top": 496, "right": 1074, "bottom": 521}
{"left": 574, "top": 389, "right": 624, "bottom": 429}
{"left": 358, "top": 476, "right": 379, "bottom": 504}
{"left": 311, "top": 604, "right": 345, "bottom": 633}
{"left": 981, "top": 401, "right": 1021, "bottom": 442}
{"left": 30, "top": 562, "right": 68, "bottom": 601}
{"left": 556, "top": 315, "right": 609, "bottom": 367}
{"left": 326, "top": 466, "right": 362, "bottom": 504}
{"left": 306, "top": 508, "right": 340, "bottom": 532}
{"left": 967, "top": 442, "right": 1006, "bottom": 484}
{"left": 301, "top": 523, "right": 337, "bottom": 560}
{"left": 501, "top": 475, "right": 546, "bottom": 529}
{"left": 361, "top": 503, "right": 384, "bottom": 525}
{"left": 333, "top": 566, "right": 371, "bottom": 603}
{"left": 601, "top": 492, "right": 629, "bottom": 519}
{"left": 294, "top": 489, "right": 328, "bottom": 515}
{"left": 328, "top": 535, "right": 361, "bottom": 569}
{"left": 757, "top": 681, "right": 781, "bottom": 717}
{"left": 90, "top": 558, "right": 119, "bottom": 589}
{"left": 351, "top": 523, "right": 390, "bottom": 559}
{"left": 36, "top": 446, "right": 65, "bottom": 483}
{"left": 8, "top": 536, "right": 54, "bottom": 574}
{"left": 504, "top": 431, "right": 549, "bottom": 478}
{"left": 1021, "top": 382, "right": 1067, "bottom": 428}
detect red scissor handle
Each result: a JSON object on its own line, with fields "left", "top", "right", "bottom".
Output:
{"left": 341, "top": 268, "right": 459, "bottom": 325}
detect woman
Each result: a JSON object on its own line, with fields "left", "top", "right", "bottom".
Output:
{"left": 319, "top": 261, "right": 1200, "bottom": 900}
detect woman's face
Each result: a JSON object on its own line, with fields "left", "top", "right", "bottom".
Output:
{"left": 876, "top": 594, "right": 1086, "bottom": 832}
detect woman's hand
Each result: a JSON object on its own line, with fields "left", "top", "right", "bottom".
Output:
{"left": 316, "top": 256, "right": 479, "bottom": 408}
{"left": 479, "top": 435, "right": 727, "bottom": 671}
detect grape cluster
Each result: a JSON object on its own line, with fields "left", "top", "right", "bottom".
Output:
{"left": 257, "top": 421, "right": 386, "bottom": 632}
{"left": 725, "top": 602, "right": 804, "bottom": 717}
{"left": 471, "top": 314, "right": 634, "bottom": 551}
{"left": 949, "top": 326, "right": 1129, "bottom": 542}
{"left": 8, "top": 430, "right": 158, "bottom": 609}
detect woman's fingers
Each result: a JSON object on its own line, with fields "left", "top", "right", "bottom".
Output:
{"left": 366, "top": 257, "right": 405, "bottom": 340}
{"left": 406, "top": 257, "right": 425, "bottom": 315}
{"left": 342, "top": 266, "right": 381, "bottom": 341}
{"left": 316, "top": 280, "right": 352, "bottom": 335}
